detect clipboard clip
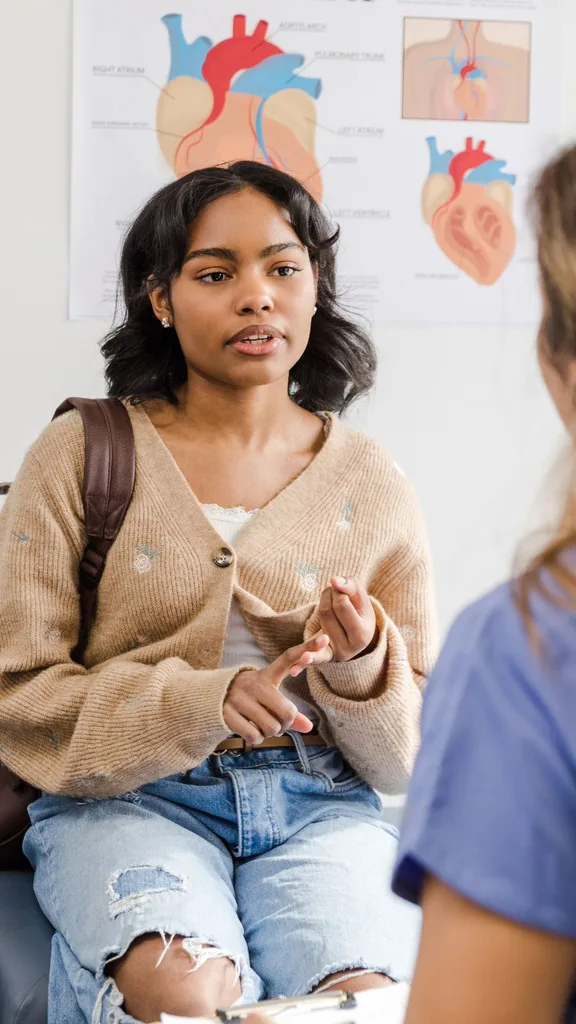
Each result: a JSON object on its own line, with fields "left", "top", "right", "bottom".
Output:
{"left": 216, "top": 990, "right": 357, "bottom": 1023}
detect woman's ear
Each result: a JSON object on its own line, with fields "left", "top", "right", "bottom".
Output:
{"left": 147, "top": 276, "right": 172, "bottom": 324}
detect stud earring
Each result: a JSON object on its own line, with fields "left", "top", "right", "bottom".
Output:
{"left": 161, "top": 316, "right": 172, "bottom": 329}
{"left": 312, "top": 306, "right": 318, "bottom": 316}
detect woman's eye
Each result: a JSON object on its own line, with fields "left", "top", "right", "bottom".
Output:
{"left": 197, "top": 266, "right": 300, "bottom": 283}
{"left": 272, "top": 265, "right": 300, "bottom": 277}
{"left": 197, "top": 271, "right": 230, "bottom": 284}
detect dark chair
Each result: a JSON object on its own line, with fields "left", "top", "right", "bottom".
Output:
{"left": 0, "top": 872, "right": 52, "bottom": 1024}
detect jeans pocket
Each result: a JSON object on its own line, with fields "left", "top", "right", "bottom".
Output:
{"left": 310, "top": 749, "right": 370, "bottom": 794}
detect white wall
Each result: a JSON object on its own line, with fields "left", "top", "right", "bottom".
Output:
{"left": 1, "top": 0, "right": 575, "bottom": 636}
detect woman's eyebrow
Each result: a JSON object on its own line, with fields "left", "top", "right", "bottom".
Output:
{"left": 260, "top": 242, "right": 305, "bottom": 257}
{"left": 184, "top": 246, "right": 236, "bottom": 264}
{"left": 183, "top": 241, "right": 305, "bottom": 264}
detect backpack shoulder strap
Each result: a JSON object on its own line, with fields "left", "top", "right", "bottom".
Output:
{"left": 53, "top": 397, "right": 136, "bottom": 662}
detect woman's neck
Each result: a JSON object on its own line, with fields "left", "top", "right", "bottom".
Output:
{"left": 161, "top": 374, "right": 317, "bottom": 451}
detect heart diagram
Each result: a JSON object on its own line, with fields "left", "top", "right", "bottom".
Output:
{"left": 422, "top": 136, "right": 517, "bottom": 286}
{"left": 403, "top": 18, "right": 531, "bottom": 124}
{"left": 156, "top": 13, "right": 324, "bottom": 201}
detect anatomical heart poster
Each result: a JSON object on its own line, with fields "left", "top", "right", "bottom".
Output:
{"left": 70, "top": 0, "right": 560, "bottom": 325}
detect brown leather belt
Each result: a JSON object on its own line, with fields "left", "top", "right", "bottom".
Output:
{"left": 215, "top": 733, "right": 326, "bottom": 755}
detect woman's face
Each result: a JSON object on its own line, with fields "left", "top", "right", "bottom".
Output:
{"left": 151, "top": 188, "right": 317, "bottom": 392}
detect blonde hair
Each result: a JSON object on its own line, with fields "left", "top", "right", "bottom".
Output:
{"left": 517, "top": 144, "right": 576, "bottom": 621}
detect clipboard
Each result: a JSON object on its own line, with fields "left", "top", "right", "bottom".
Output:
{"left": 160, "top": 982, "right": 410, "bottom": 1024}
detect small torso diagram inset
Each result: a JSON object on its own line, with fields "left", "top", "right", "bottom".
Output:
{"left": 403, "top": 19, "right": 532, "bottom": 124}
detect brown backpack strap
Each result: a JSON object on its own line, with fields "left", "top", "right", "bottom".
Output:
{"left": 53, "top": 398, "right": 136, "bottom": 662}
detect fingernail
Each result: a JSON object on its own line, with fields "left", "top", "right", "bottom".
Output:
{"left": 333, "top": 576, "right": 347, "bottom": 587}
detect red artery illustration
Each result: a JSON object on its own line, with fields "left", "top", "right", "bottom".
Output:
{"left": 447, "top": 137, "right": 493, "bottom": 204}
{"left": 457, "top": 19, "right": 481, "bottom": 80}
{"left": 201, "top": 15, "right": 282, "bottom": 126}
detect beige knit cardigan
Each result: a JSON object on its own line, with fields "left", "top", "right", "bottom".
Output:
{"left": 0, "top": 405, "right": 436, "bottom": 798}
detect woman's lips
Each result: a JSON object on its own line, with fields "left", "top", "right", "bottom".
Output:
{"left": 230, "top": 337, "right": 282, "bottom": 356}
{"left": 226, "top": 325, "right": 284, "bottom": 357}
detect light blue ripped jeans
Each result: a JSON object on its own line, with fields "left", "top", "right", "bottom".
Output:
{"left": 24, "top": 738, "right": 420, "bottom": 1024}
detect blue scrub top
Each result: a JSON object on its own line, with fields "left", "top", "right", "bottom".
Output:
{"left": 394, "top": 577, "right": 576, "bottom": 1020}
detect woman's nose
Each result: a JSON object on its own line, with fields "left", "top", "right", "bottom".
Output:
{"left": 236, "top": 283, "right": 275, "bottom": 315}
{"left": 238, "top": 298, "right": 274, "bottom": 315}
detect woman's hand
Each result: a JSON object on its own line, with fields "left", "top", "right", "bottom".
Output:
{"left": 318, "top": 577, "right": 377, "bottom": 662}
{"left": 223, "top": 633, "right": 332, "bottom": 744}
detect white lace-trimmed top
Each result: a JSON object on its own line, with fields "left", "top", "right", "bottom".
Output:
{"left": 201, "top": 503, "right": 317, "bottom": 722}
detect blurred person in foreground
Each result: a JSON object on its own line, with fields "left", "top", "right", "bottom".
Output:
{"left": 246, "top": 141, "right": 576, "bottom": 1024}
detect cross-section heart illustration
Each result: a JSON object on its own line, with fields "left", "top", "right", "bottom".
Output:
{"left": 422, "top": 136, "right": 517, "bottom": 286}
{"left": 156, "top": 13, "right": 324, "bottom": 200}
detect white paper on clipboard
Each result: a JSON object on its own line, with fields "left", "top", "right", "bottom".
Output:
{"left": 161, "top": 983, "right": 410, "bottom": 1024}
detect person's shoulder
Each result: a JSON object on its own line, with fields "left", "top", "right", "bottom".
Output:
{"left": 13, "top": 409, "right": 85, "bottom": 501}
{"left": 336, "top": 417, "right": 392, "bottom": 467}
{"left": 29, "top": 408, "right": 85, "bottom": 463}
{"left": 335, "top": 417, "right": 415, "bottom": 492}
{"left": 447, "top": 574, "right": 576, "bottom": 664}
{"left": 429, "top": 577, "right": 576, "bottom": 725}
{"left": 448, "top": 582, "right": 520, "bottom": 646}
{"left": 334, "top": 419, "right": 429, "bottom": 562}
{"left": 438, "top": 583, "right": 531, "bottom": 681}
{"left": 30, "top": 409, "right": 84, "bottom": 454}
{"left": 27, "top": 399, "right": 144, "bottom": 474}
{"left": 28, "top": 398, "right": 147, "bottom": 490}
{"left": 1, "top": 409, "right": 85, "bottom": 523}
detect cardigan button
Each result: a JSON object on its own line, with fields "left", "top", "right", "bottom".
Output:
{"left": 213, "top": 547, "right": 234, "bottom": 569}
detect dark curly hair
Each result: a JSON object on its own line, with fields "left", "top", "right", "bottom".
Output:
{"left": 102, "top": 162, "right": 377, "bottom": 414}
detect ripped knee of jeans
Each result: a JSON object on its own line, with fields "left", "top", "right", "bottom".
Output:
{"left": 180, "top": 936, "right": 242, "bottom": 983}
{"left": 99, "top": 865, "right": 252, "bottom": 1017}
{"left": 92, "top": 976, "right": 125, "bottom": 1024}
{"left": 99, "top": 933, "right": 248, "bottom": 1023}
{"left": 149, "top": 933, "right": 245, "bottom": 991}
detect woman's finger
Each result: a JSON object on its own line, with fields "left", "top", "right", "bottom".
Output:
{"left": 288, "top": 642, "right": 334, "bottom": 677}
{"left": 222, "top": 706, "right": 264, "bottom": 745}
{"left": 252, "top": 688, "right": 298, "bottom": 731}
{"left": 319, "top": 596, "right": 349, "bottom": 650}
{"left": 292, "top": 711, "right": 315, "bottom": 733}
{"left": 318, "top": 586, "right": 334, "bottom": 617}
{"left": 331, "top": 591, "right": 363, "bottom": 639}
{"left": 231, "top": 693, "right": 285, "bottom": 738}
{"left": 330, "top": 576, "right": 372, "bottom": 616}
{"left": 267, "top": 634, "right": 331, "bottom": 687}
{"left": 224, "top": 697, "right": 313, "bottom": 738}
{"left": 319, "top": 586, "right": 349, "bottom": 647}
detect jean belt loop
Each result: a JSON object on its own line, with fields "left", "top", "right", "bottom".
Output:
{"left": 289, "top": 731, "right": 312, "bottom": 774}
{"left": 210, "top": 752, "right": 225, "bottom": 775}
